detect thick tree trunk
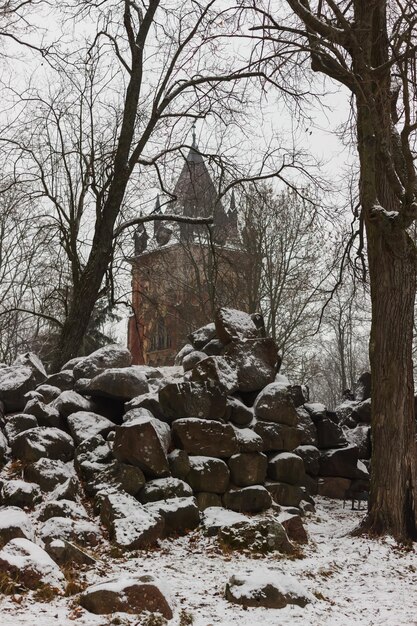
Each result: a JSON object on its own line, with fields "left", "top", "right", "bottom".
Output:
{"left": 364, "top": 221, "right": 417, "bottom": 539}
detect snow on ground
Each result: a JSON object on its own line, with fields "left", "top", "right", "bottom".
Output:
{"left": 1, "top": 497, "right": 417, "bottom": 626}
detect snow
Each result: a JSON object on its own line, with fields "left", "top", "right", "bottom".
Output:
{"left": 1, "top": 498, "right": 417, "bottom": 625}
{"left": 228, "top": 569, "right": 314, "bottom": 603}
{"left": 203, "top": 506, "right": 249, "bottom": 527}
{"left": 0, "top": 538, "right": 65, "bottom": 588}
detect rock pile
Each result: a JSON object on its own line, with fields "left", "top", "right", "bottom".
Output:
{"left": 0, "top": 307, "right": 369, "bottom": 616}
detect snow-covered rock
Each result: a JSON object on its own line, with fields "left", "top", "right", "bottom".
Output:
{"left": 73, "top": 344, "right": 132, "bottom": 380}
{"left": 0, "top": 506, "right": 34, "bottom": 547}
{"left": 67, "top": 410, "right": 115, "bottom": 445}
{"left": 11, "top": 427, "right": 74, "bottom": 462}
{"left": 225, "top": 570, "right": 313, "bottom": 608}
{"left": 78, "top": 366, "right": 149, "bottom": 401}
{"left": 254, "top": 382, "right": 298, "bottom": 426}
{"left": 0, "top": 537, "right": 65, "bottom": 590}
{"left": 172, "top": 418, "right": 239, "bottom": 458}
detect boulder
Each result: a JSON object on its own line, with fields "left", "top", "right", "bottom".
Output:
{"left": 195, "top": 492, "right": 223, "bottom": 510}
{"left": 293, "top": 445, "right": 320, "bottom": 476}
{"left": 87, "top": 461, "right": 146, "bottom": 497}
{"left": 159, "top": 381, "right": 227, "bottom": 421}
{"left": 52, "top": 390, "right": 96, "bottom": 418}
{"left": 254, "top": 421, "right": 300, "bottom": 452}
{"left": 223, "top": 486, "right": 272, "bottom": 513}
{"left": 189, "top": 322, "right": 217, "bottom": 349}
{"left": 228, "top": 452, "right": 267, "bottom": 487}
{"left": 0, "top": 431, "right": 8, "bottom": 466}
{"left": 67, "top": 411, "right": 115, "bottom": 445}
{"left": 218, "top": 517, "right": 294, "bottom": 554}
{"left": 202, "top": 339, "right": 224, "bottom": 356}
{"left": 172, "top": 418, "right": 238, "bottom": 458}
{"left": 319, "top": 445, "right": 360, "bottom": 478}
{"left": 168, "top": 449, "right": 191, "bottom": 480}
{"left": 224, "top": 338, "right": 280, "bottom": 393}
{"left": 296, "top": 407, "right": 318, "bottom": 446}
{"left": 11, "top": 427, "right": 74, "bottom": 462}
{"left": 182, "top": 351, "right": 207, "bottom": 372}
{"left": 268, "top": 452, "right": 305, "bottom": 485}
{"left": 202, "top": 506, "right": 248, "bottom": 535}
{"left": 344, "top": 424, "right": 371, "bottom": 459}
{"left": 113, "top": 416, "right": 171, "bottom": 478}
{"left": 288, "top": 385, "right": 308, "bottom": 407}
{"left": 79, "top": 575, "right": 173, "bottom": 618}
{"left": 73, "top": 344, "right": 132, "bottom": 380}
{"left": 318, "top": 476, "right": 352, "bottom": 498}
{"left": 267, "top": 482, "right": 306, "bottom": 507}
{"left": 254, "top": 383, "right": 298, "bottom": 426}
{"left": 187, "top": 456, "right": 230, "bottom": 493}
{"left": 0, "top": 507, "right": 34, "bottom": 547}
{"left": 0, "top": 365, "right": 39, "bottom": 412}
{"left": 146, "top": 496, "right": 201, "bottom": 535}
{"left": 0, "top": 538, "right": 65, "bottom": 591}
{"left": 14, "top": 353, "right": 47, "bottom": 385}
{"left": 38, "top": 499, "right": 89, "bottom": 522}
{"left": 232, "top": 426, "right": 264, "bottom": 453}
{"left": 23, "top": 458, "right": 74, "bottom": 491}
{"left": 21, "top": 398, "right": 63, "bottom": 429}
{"left": 45, "top": 370, "right": 75, "bottom": 392}
{"left": 278, "top": 511, "right": 308, "bottom": 544}
{"left": 4, "top": 414, "right": 38, "bottom": 443}
{"left": 190, "top": 356, "right": 238, "bottom": 394}
{"left": 355, "top": 371, "right": 371, "bottom": 401}
{"left": 225, "top": 571, "right": 313, "bottom": 608}
{"left": 352, "top": 398, "right": 372, "bottom": 424}
{"left": 124, "top": 392, "right": 165, "bottom": 421}
{"left": 79, "top": 367, "right": 149, "bottom": 401}
{"left": 28, "top": 384, "right": 61, "bottom": 403}
{"left": 139, "top": 477, "right": 192, "bottom": 504}
{"left": 303, "top": 402, "right": 327, "bottom": 423}
{"left": 98, "top": 491, "right": 164, "bottom": 550}
{"left": 226, "top": 396, "right": 253, "bottom": 426}
{"left": 1, "top": 480, "right": 42, "bottom": 508}
{"left": 316, "top": 418, "right": 347, "bottom": 449}
{"left": 174, "top": 344, "right": 194, "bottom": 366}
{"left": 46, "top": 538, "right": 97, "bottom": 567}
{"left": 38, "top": 516, "right": 101, "bottom": 548}
{"left": 74, "top": 434, "right": 112, "bottom": 478}
{"left": 215, "top": 308, "right": 258, "bottom": 344}
{"left": 48, "top": 477, "right": 82, "bottom": 502}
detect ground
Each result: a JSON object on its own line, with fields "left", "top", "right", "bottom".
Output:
{"left": 1, "top": 497, "right": 416, "bottom": 626}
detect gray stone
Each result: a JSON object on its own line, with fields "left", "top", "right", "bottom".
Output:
{"left": 45, "top": 370, "right": 75, "bottom": 391}
{"left": 344, "top": 424, "right": 371, "bottom": 459}
{"left": 0, "top": 538, "right": 65, "bottom": 591}
{"left": 268, "top": 452, "right": 305, "bottom": 485}
{"left": 73, "top": 344, "right": 132, "bottom": 380}
{"left": 98, "top": 491, "right": 164, "bottom": 550}
{"left": 11, "top": 427, "right": 74, "bottom": 462}
{"left": 355, "top": 371, "right": 371, "bottom": 401}
{"left": 67, "top": 411, "right": 115, "bottom": 445}
{"left": 224, "top": 338, "right": 280, "bottom": 393}
{"left": 187, "top": 456, "right": 230, "bottom": 493}
{"left": 226, "top": 396, "right": 253, "bottom": 426}
{"left": 146, "top": 496, "right": 200, "bottom": 535}
{"left": 80, "top": 367, "right": 149, "bottom": 401}
{"left": 0, "top": 507, "right": 34, "bottom": 547}
{"left": 232, "top": 426, "right": 264, "bottom": 452}
{"left": 21, "top": 398, "right": 64, "bottom": 429}
{"left": 202, "top": 339, "right": 224, "bottom": 356}
{"left": 124, "top": 392, "right": 165, "bottom": 421}
{"left": 182, "top": 351, "right": 207, "bottom": 372}
{"left": 38, "top": 499, "right": 89, "bottom": 522}
{"left": 228, "top": 452, "right": 267, "bottom": 487}
{"left": 168, "top": 449, "right": 191, "bottom": 480}
{"left": 218, "top": 517, "right": 294, "bottom": 554}
{"left": 254, "top": 383, "right": 298, "bottom": 426}
{"left": 172, "top": 418, "right": 239, "bottom": 458}
{"left": 316, "top": 417, "right": 347, "bottom": 449}
{"left": 0, "top": 366, "right": 39, "bottom": 412}
{"left": 29, "top": 384, "right": 61, "bottom": 403}
{"left": 267, "top": 481, "right": 306, "bottom": 507}
{"left": 296, "top": 407, "right": 318, "bottom": 446}
{"left": 304, "top": 402, "right": 327, "bottom": 423}
{"left": 226, "top": 571, "right": 312, "bottom": 608}
{"left": 46, "top": 538, "right": 97, "bottom": 566}
{"left": 113, "top": 416, "right": 171, "bottom": 478}
{"left": 319, "top": 445, "right": 360, "bottom": 478}
{"left": 294, "top": 445, "right": 320, "bottom": 476}
{"left": 39, "top": 516, "right": 101, "bottom": 548}
{"left": 13, "top": 353, "right": 47, "bottom": 386}
{"left": 223, "top": 485, "right": 272, "bottom": 513}
{"left": 159, "top": 381, "right": 227, "bottom": 421}
{"left": 4, "top": 414, "right": 38, "bottom": 443}
{"left": 254, "top": 421, "right": 300, "bottom": 452}
{"left": 352, "top": 398, "right": 372, "bottom": 424}
{"left": 52, "top": 390, "right": 96, "bottom": 418}
{"left": 24, "top": 458, "right": 74, "bottom": 491}
{"left": 139, "top": 477, "right": 192, "bottom": 503}
{"left": 215, "top": 308, "right": 258, "bottom": 344}
{"left": 48, "top": 477, "right": 82, "bottom": 502}
{"left": 174, "top": 343, "right": 194, "bottom": 366}
{"left": 190, "top": 356, "right": 238, "bottom": 394}
{"left": 195, "top": 492, "right": 222, "bottom": 510}
{"left": 88, "top": 461, "right": 146, "bottom": 497}
{"left": 79, "top": 575, "right": 173, "bottom": 619}
{"left": 1, "top": 479, "right": 42, "bottom": 508}
{"left": 189, "top": 322, "right": 217, "bottom": 349}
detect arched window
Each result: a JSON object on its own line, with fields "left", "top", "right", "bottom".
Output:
{"left": 150, "top": 317, "right": 172, "bottom": 351}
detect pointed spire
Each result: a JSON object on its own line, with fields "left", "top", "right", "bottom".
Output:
{"left": 230, "top": 189, "right": 236, "bottom": 212}
{"left": 191, "top": 121, "right": 197, "bottom": 148}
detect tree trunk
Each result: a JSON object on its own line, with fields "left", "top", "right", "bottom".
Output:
{"left": 364, "top": 220, "right": 417, "bottom": 540}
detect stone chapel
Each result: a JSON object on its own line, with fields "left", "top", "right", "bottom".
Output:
{"left": 128, "top": 132, "right": 249, "bottom": 365}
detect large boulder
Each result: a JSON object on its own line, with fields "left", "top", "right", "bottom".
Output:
{"left": 45, "top": 370, "right": 75, "bottom": 391}
{"left": 215, "top": 308, "right": 258, "bottom": 344}
{"left": 225, "top": 571, "right": 313, "bottom": 608}
{"left": 98, "top": 491, "right": 164, "bottom": 550}
{"left": 73, "top": 344, "right": 132, "bottom": 380}
{"left": 79, "top": 367, "right": 149, "bottom": 401}
{"left": 267, "top": 482, "right": 306, "bottom": 507}
{"left": 296, "top": 407, "right": 318, "bottom": 446}
{"left": 26, "top": 384, "right": 61, "bottom": 404}
{"left": 187, "top": 456, "right": 230, "bottom": 493}
{"left": 254, "top": 421, "right": 300, "bottom": 452}
{"left": 52, "top": 390, "right": 96, "bottom": 418}
{"left": 79, "top": 575, "right": 173, "bottom": 619}
{"left": 254, "top": 383, "right": 298, "bottom": 426}
{"left": 139, "top": 477, "right": 192, "bottom": 504}
{"left": 168, "top": 449, "right": 191, "bottom": 480}
{"left": 146, "top": 496, "right": 201, "bottom": 535}
{"left": 222, "top": 486, "right": 272, "bottom": 513}
{"left": 268, "top": 452, "right": 305, "bottom": 485}
{"left": 23, "top": 458, "right": 74, "bottom": 491}
{"left": 319, "top": 445, "right": 360, "bottom": 479}
{"left": 232, "top": 426, "right": 264, "bottom": 453}
{"left": 113, "top": 416, "right": 171, "bottom": 478}
{"left": 38, "top": 516, "right": 101, "bottom": 548}
{"left": 0, "top": 366, "right": 40, "bottom": 412}
{"left": 344, "top": 424, "right": 371, "bottom": 459}
{"left": 38, "top": 499, "right": 90, "bottom": 522}
{"left": 316, "top": 418, "right": 347, "bottom": 449}
{"left": 88, "top": 461, "right": 146, "bottom": 497}
{"left": 293, "top": 445, "right": 320, "bottom": 476}
{"left": 0, "top": 507, "right": 34, "bottom": 547}
{"left": 159, "top": 381, "right": 227, "bottom": 421}
{"left": 172, "top": 418, "right": 239, "bottom": 458}
{"left": 4, "top": 414, "right": 38, "bottom": 443}
{"left": 352, "top": 398, "right": 372, "bottom": 424}
{"left": 1, "top": 480, "right": 42, "bottom": 508}
{"left": 67, "top": 411, "right": 115, "bottom": 445}
{"left": 218, "top": 517, "right": 294, "bottom": 554}
{"left": 355, "top": 371, "right": 371, "bottom": 401}
{"left": 21, "top": 398, "right": 63, "bottom": 429}
{"left": 0, "top": 538, "right": 65, "bottom": 591}
{"left": 189, "top": 323, "right": 217, "bottom": 349}
{"left": 125, "top": 392, "right": 165, "bottom": 421}
{"left": 11, "top": 427, "right": 74, "bottom": 462}
{"left": 14, "top": 353, "right": 47, "bottom": 385}
{"left": 228, "top": 452, "right": 267, "bottom": 487}
{"left": 224, "top": 338, "right": 280, "bottom": 393}
{"left": 226, "top": 396, "right": 253, "bottom": 426}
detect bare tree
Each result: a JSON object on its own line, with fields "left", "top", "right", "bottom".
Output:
{"left": 250, "top": 0, "right": 417, "bottom": 540}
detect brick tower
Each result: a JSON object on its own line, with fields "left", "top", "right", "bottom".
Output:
{"left": 128, "top": 132, "right": 248, "bottom": 365}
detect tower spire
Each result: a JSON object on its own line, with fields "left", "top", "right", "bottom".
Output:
{"left": 191, "top": 121, "right": 197, "bottom": 148}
